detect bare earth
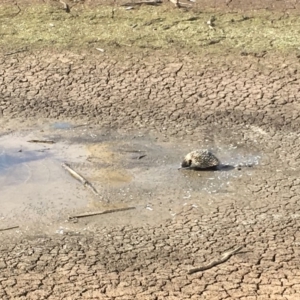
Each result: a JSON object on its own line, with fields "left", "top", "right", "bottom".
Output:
{"left": 1, "top": 1, "right": 300, "bottom": 299}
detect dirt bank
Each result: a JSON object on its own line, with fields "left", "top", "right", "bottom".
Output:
{"left": 1, "top": 50, "right": 300, "bottom": 134}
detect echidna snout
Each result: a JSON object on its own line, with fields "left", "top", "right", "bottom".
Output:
{"left": 181, "top": 159, "right": 192, "bottom": 168}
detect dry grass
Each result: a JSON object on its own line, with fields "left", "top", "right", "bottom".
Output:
{"left": 0, "top": 3, "right": 300, "bottom": 55}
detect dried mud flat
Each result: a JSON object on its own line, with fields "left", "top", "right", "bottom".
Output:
{"left": 1, "top": 1, "right": 300, "bottom": 300}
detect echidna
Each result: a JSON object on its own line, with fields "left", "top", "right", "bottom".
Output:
{"left": 179, "top": 149, "right": 220, "bottom": 170}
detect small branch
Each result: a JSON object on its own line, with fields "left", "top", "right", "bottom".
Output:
{"left": 27, "top": 140, "right": 55, "bottom": 144}
{"left": 188, "top": 245, "right": 243, "bottom": 274}
{"left": 62, "top": 163, "right": 100, "bottom": 196}
{"left": 0, "top": 226, "right": 19, "bottom": 232}
{"left": 68, "top": 207, "right": 136, "bottom": 220}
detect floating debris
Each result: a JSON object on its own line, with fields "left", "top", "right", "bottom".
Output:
{"left": 62, "top": 163, "right": 100, "bottom": 197}
{"left": 27, "top": 140, "right": 55, "bottom": 144}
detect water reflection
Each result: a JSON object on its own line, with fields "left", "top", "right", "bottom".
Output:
{"left": 0, "top": 149, "right": 49, "bottom": 176}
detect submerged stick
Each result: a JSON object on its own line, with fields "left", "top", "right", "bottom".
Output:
{"left": 27, "top": 140, "right": 55, "bottom": 144}
{"left": 68, "top": 207, "right": 136, "bottom": 220}
{"left": 62, "top": 163, "right": 88, "bottom": 185}
{"left": 62, "top": 163, "right": 99, "bottom": 196}
{"left": 0, "top": 225, "right": 19, "bottom": 232}
{"left": 188, "top": 245, "right": 243, "bottom": 274}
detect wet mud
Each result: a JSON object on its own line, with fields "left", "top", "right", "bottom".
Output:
{"left": 0, "top": 121, "right": 265, "bottom": 233}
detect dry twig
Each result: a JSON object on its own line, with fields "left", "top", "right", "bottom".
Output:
{"left": 188, "top": 245, "right": 243, "bottom": 274}
{"left": 0, "top": 226, "right": 19, "bottom": 232}
{"left": 68, "top": 207, "right": 136, "bottom": 220}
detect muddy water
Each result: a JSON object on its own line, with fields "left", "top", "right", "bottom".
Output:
{"left": 0, "top": 131, "right": 89, "bottom": 229}
{"left": 0, "top": 122, "right": 262, "bottom": 232}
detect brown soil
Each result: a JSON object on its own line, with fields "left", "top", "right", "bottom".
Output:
{"left": 1, "top": 1, "right": 300, "bottom": 300}
{"left": 1, "top": 50, "right": 300, "bottom": 132}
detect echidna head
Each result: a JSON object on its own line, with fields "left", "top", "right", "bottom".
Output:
{"left": 181, "top": 158, "right": 192, "bottom": 168}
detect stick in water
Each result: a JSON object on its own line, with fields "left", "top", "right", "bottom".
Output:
{"left": 62, "top": 163, "right": 99, "bottom": 196}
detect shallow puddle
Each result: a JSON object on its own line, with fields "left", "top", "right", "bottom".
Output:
{"left": 0, "top": 122, "right": 263, "bottom": 231}
{"left": 0, "top": 131, "right": 89, "bottom": 228}
{"left": 51, "top": 121, "right": 74, "bottom": 130}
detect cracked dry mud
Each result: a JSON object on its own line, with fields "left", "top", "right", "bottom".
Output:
{"left": 1, "top": 1, "right": 300, "bottom": 300}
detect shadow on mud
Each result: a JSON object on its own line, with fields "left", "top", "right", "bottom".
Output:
{"left": 217, "top": 164, "right": 236, "bottom": 171}
{"left": 178, "top": 164, "right": 236, "bottom": 172}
